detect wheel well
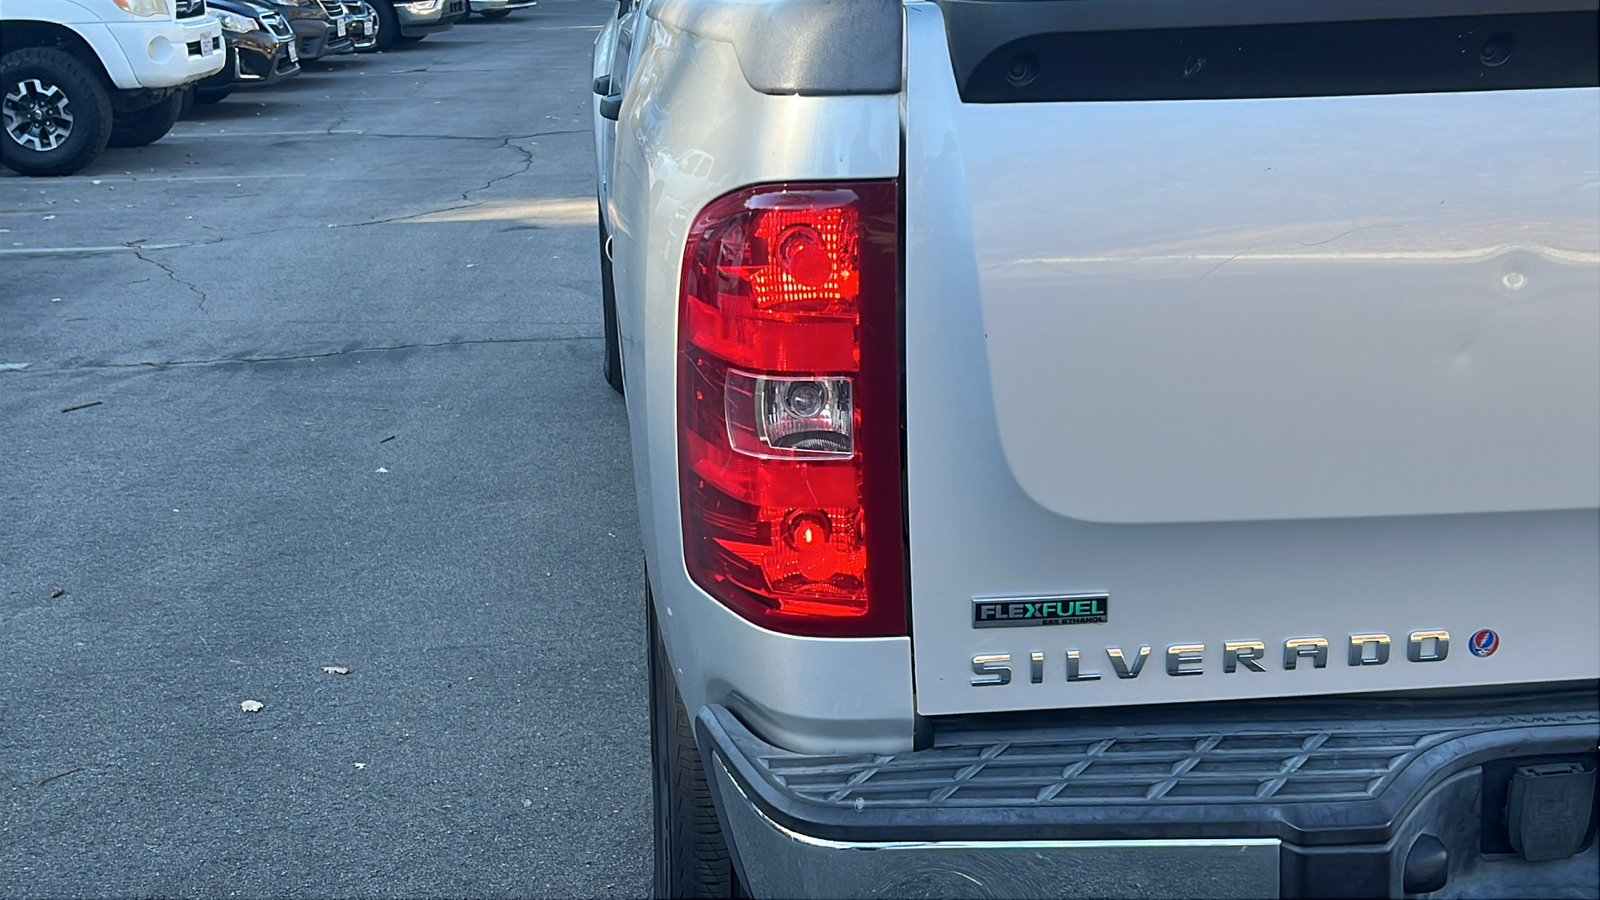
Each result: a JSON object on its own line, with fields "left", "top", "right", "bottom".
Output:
{"left": 0, "top": 21, "right": 116, "bottom": 89}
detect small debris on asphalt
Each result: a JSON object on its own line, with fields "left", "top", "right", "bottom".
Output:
{"left": 322, "top": 666, "right": 350, "bottom": 675}
{"left": 37, "top": 767, "right": 83, "bottom": 786}
{"left": 354, "top": 762, "right": 367, "bottom": 770}
{"left": 60, "top": 401, "right": 103, "bottom": 413}
{"left": 375, "top": 467, "right": 389, "bottom": 473}
{"left": 379, "top": 435, "right": 395, "bottom": 443}
{"left": 49, "top": 588, "right": 64, "bottom": 599}
{"left": 240, "top": 700, "right": 265, "bottom": 713}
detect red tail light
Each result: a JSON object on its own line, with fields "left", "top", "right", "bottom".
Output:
{"left": 678, "top": 181, "right": 904, "bottom": 637}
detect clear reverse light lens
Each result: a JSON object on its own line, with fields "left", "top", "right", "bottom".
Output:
{"left": 724, "top": 370, "right": 852, "bottom": 459}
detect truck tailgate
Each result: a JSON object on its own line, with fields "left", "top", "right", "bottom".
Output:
{"left": 902, "top": 1, "right": 1600, "bottom": 715}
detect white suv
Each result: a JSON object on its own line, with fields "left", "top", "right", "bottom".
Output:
{"left": 2, "top": 0, "right": 224, "bottom": 175}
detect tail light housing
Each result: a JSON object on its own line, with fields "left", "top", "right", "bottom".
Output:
{"left": 678, "top": 181, "right": 904, "bottom": 637}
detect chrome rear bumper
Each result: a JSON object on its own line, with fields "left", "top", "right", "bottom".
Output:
{"left": 712, "top": 754, "right": 1280, "bottom": 897}
{"left": 696, "top": 687, "right": 1599, "bottom": 898}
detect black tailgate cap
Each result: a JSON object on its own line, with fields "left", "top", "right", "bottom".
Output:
{"left": 650, "top": 0, "right": 903, "bottom": 96}
{"left": 936, "top": 0, "right": 1600, "bottom": 102}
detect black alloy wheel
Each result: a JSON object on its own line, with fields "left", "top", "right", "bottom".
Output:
{"left": 0, "top": 48, "right": 113, "bottom": 176}
{"left": 649, "top": 592, "right": 738, "bottom": 898}
{"left": 108, "top": 92, "right": 184, "bottom": 148}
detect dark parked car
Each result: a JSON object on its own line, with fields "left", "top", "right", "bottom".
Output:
{"left": 272, "top": 0, "right": 355, "bottom": 61}
{"left": 192, "top": 0, "right": 302, "bottom": 105}
{"left": 344, "top": 1, "right": 381, "bottom": 52}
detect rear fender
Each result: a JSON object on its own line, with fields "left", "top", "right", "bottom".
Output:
{"left": 613, "top": 11, "right": 910, "bottom": 755}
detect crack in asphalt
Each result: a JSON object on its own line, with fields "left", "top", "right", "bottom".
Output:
{"left": 329, "top": 201, "right": 481, "bottom": 228}
{"left": 356, "top": 129, "right": 584, "bottom": 142}
{"left": 329, "top": 129, "right": 584, "bottom": 229}
{"left": 131, "top": 248, "right": 211, "bottom": 315}
{"left": 467, "top": 136, "right": 538, "bottom": 200}
{"left": 7, "top": 335, "right": 604, "bottom": 375}
{"left": 4, "top": 129, "right": 591, "bottom": 247}
{"left": 0, "top": 132, "right": 591, "bottom": 275}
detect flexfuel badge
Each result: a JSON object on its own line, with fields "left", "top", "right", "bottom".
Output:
{"left": 972, "top": 594, "right": 1109, "bottom": 628}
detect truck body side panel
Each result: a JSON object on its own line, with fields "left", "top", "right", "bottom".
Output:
{"left": 610, "top": 10, "right": 915, "bottom": 753}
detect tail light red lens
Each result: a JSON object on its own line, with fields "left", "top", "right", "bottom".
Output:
{"left": 678, "top": 182, "right": 904, "bottom": 637}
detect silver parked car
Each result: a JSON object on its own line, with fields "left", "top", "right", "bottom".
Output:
{"left": 364, "top": 0, "right": 465, "bottom": 50}
{"left": 465, "top": 0, "right": 534, "bottom": 20}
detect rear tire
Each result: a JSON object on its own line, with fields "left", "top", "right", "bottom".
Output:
{"left": 481, "top": 9, "right": 510, "bottom": 18}
{"left": 600, "top": 209, "right": 624, "bottom": 395}
{"left": 0, "top": 47, "right": 113, "bottom": 177}
{"left": 178, "top": 87, "right": 195, "bottom": 118}
{"left": 650, "top": 595, "right": 736, "bottom": 898}
{"left": 108, "top": 92, "right": 183, "bottom": 148}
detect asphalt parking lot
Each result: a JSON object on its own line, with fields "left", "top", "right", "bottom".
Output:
{"left": 1, "top": 3, "right": 651, "bottom": 896}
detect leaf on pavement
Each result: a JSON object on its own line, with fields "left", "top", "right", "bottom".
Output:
{"left": 322, "top": 666, "right": 350, "bottom": 675}
{"left": 240, "top": 700, "right": 265, "bottom": 713}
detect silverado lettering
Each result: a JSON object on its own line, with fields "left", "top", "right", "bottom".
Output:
{"left": 973, "top": 632, "right": 1461, "bottom": 685}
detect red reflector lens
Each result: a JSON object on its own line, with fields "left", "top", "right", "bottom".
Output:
{"left": 679, "top": 182, "right": 903, "bottom": 637}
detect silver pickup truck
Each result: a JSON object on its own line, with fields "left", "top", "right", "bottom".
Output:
{"left": 591, "top": 1, "right": 1600, "bottom": 897}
